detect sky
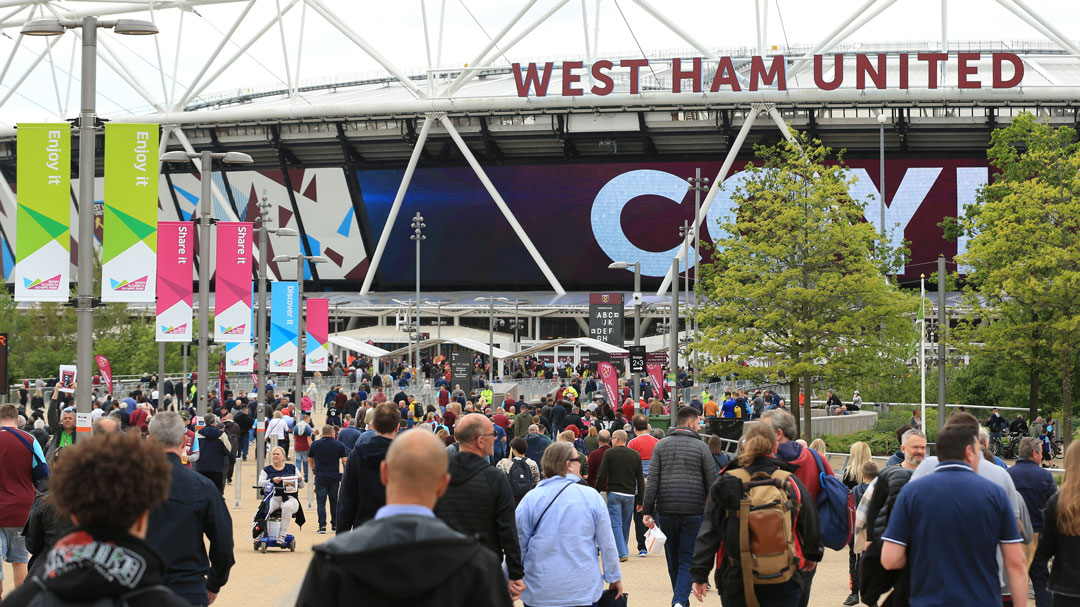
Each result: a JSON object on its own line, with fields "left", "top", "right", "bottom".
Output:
{"left": 0, "top": 0, "right": 1076, "bottom": 123}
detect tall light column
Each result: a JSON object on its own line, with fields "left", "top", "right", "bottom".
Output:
{"left": 609, "top": 262, "right": 642, "bottom": 406}
{"left": 160, "top": 150, "right": 254, "bottom": 416}
{"left": 878, "top": 111, "right": 888, "bottom": 241}
{"left": 410, "top": 212, "right": 426, "bottom": 384}
{"left": 475, "top": 296, "right": 509, "bottom": 384}
{"left": 21, "top": 17, "right": 159, "bottom": 436}
{"left": 669, "top": 256, "right": 680, "bottom": 427}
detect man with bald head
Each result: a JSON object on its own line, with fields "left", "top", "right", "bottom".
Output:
{"left": 434, "top": 414, "right": 524, "bottom": 602}
{"left": 596, "top": 429, "right": 646, "bottom": 561}
{"left": 297, "top": 430, "right": 510, "bottom": 607}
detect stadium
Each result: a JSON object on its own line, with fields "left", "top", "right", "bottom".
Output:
{"left": 0, "top": 0, "right": 1077, "bottom": 353}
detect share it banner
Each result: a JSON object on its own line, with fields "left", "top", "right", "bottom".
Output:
{"left": 214, "top": 222, "right": 253, "bottom": 343}
{"left": 156, "top": 222, "right": 193, "bottom": 342}
{"left": 226, "top": 285, "right": 255, "bottom": 372}
{"left": 597, "top": 361, "right": 620, "bottom": 407}
{"left": 269, "top": 281, "right": 299, "bottom": 373}
{"left": 305, "top": 298, "right": 329, "bottom": 372}
{"left": 101, "top": 124, "right": 158, "bottom": 302}
{"left": 15, "top": 124, "right": 70, "bottom": 302}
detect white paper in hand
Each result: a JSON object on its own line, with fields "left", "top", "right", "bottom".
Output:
{"left": 645, "top": 525, "right": 667, "bottom": 555}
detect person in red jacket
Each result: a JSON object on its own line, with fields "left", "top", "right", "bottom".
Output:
{"left": 621, "top": 398, "right": 635, "bottom": 421}
{"left": 760, "top": 408, "right": 834, "bottom": 607}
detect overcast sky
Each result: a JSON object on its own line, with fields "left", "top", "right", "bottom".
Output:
{"left": 0, "top": 0, "right": 1076, "bottom": 123}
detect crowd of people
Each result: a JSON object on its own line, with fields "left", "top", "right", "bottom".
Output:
{"left": 3, "top": 364, "right": 1080, "bottom": 607}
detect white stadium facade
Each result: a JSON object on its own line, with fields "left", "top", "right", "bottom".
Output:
{"left": 0, "top": 0, "right": 1077, "bottom": 352}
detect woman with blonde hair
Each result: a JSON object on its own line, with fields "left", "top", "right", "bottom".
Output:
{"left": 843, "top": 441, "right": 872, "bottom": 490}
{"left": 690, "top": 422, "right": 823, "bottom": 606}
{"left": 809, "top": 438, "right": 827, "bottom": 457}
{"left": 1037, "top": 440, "right": 1080, "bottom": 605}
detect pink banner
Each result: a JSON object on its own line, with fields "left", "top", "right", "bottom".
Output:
{"left": 598, "top": 361, "right": 620, "bottom": 408}
{"left": 94, "top": 355, "right": 113, "bottom": 396}
{"left": 214, "top": 222, "right": 253, "bottom": 343}
{"left": 305, "top": 298, "right": 329, "bottom": 371}
{"left": 218, "top": 358, "right": 226, "bottom": 404}
{"left": 647, "top": 364, "right": 664, "bottom": 401}
{"left": 156, "top": 222, "right": 193, "bottom": 342}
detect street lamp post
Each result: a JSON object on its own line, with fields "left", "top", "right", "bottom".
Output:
{"left": 410, "top": 212, "right": 426, "bottom": 384}
{"left": 608, "top": 262, "right": 641, "bottom": 406}
{"left": 272, "top": 253, "right": 330, "bottom": 407}
{"left": 22, "top": 17, "right": 159, "bottom": 437}
{"left": 475, "top": 296, "right": 509, "bottom": 385}
{"left": 161, "top": 150, "right": 254, "bottom": 416}
{"left": 678, "top": 221, "right": 694, "bottom": 387}
{"left": 878, "top": 111, "right": 888, "bottom": 241}
{"left": 253, "top": 197, "right": 297, "bottom": 479}
{"left": 669, "top": 256, "right": 680, "bottom": 427}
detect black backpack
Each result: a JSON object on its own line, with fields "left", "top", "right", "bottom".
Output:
{"left": 26, "top": 578, "right": 170, "bottom": 607}
{"left": 508, "top": 458, "right": 535, "bottom": 499}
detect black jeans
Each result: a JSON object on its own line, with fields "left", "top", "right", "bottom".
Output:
{"left": 797, "top": 566, "right": 816, "bottom": 607}
{"left": 199, "top": 470, "right": 224, "bottom": 494}
{"left": 315, "top": 479, "right": 340, "bottom": 529}
{"left": 633, "top": 508, "right": 648, "bottom": 551}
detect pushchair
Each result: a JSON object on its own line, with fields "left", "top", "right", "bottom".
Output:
{"left": 251, "top": 479, "right": 303, "bottom": 553}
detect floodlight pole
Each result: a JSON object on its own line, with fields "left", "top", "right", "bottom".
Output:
{"left": 197, "top": 150, "right": 213, "bottom": 417}
{"left": 255, "top": 198, "right": 269, "bottom": 479}
{"left": 74, "top": 17, "right": 99, "bottom": 437}
{"left": 669, "top": 256, "right": 680, "bottom": 428}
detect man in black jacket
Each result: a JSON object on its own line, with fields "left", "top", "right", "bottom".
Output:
{"left": 296, "top": 427, "right": 509, "bottom": 607}
{"left": 147, "top": 412, "right": 234, "bottom": 607}
{"left": 337, "top": 403, "right": 400, "bottom": 532}
{"left": 434, "top": 413, "right": 524, "bottom": 602}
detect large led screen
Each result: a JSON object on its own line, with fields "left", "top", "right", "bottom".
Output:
{"left": 356, "top": 158, "right": 988, "bottom": 290}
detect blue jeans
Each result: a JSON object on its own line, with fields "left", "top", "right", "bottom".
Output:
{"left": 727, "top": 580, "right": 801, "bottom": 607}
{"left": 295, "top": 450, "right": 309, "bottom": 481}
{"left": 606, "top": 493, "right": 635, "bottom": 559}
{"left": 240, "top": 433, "right": 251, "bottom": 460}
{"left": 315, "top": 479, "right": 339, "bottom": 529}
{"left": 656, "top": 513, "right": 702, "bottom": 607}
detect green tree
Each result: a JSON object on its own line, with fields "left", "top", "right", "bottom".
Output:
{"left": 695, "top": 131, "right": 918, "bottom": 441}
{"left": 957, "top": 112, "right": 1080, "bottom": 445}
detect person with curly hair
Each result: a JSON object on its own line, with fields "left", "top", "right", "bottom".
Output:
{"left": 4, "top": 433, "right": 190, "bottom": 607}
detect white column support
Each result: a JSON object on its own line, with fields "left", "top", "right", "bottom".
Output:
{"left": 303, "top": 0, "right": 425, "bottom": 99}
{"left": 787, "top": 0, "right": 884, "bottom": 76}
{"left": 178, "top": 0, "right": 296, "bottom": 110}
{"left": 360, "top": 116, "right": 433, "bottom": 295}
{"left": 293, "top": 0, "right": 308, "bottom": 97}
{"left": 656, "top": 106, "right": 762, "bottom": 296}
{"left": 995, "top": 0, "right": 1080, "bottom": 58}
{"left": 94, "top": 32, "right": 167, "bottom": 111}
{"left": 435, "top": 0, "right": 447, "bottom": 68}
{"left": 421, "top": 0, "right": 433, "bottom": 93}
{"left": 443, "top": 0, "right": 547, "bottom": 97}
{"left": 273, "top": 0, "right": 294, "bottom": 98}
{"left": 591, "top": 0, "right": 600, "bottom": 57}
{"left": 0, "top": 22, "right": 24, "bottom": 91}
{"left": 766, "top": 106, "right": 797, "bottom": 144}
{"left": 0, "top": 0, "right": 249, "bottom": 28}
{"left": 0, "top": 35, "right": 62, "bottom": 109}
{"left": 630, "top": 0, "right": 747, "bottom": 86}
{"left": 439, "top": 114, "right": 566, "bottom": 295}
{"left": 581, "top": 0, "right": 592, "bottom": 62}
{"left": 174, "top": 0, "right": 257, "bottom": 109}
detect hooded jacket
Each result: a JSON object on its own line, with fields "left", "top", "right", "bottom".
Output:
{"left": 642, "top": 427, "right": 717, "bottom": 515}
{"left": 295, "top": 514, "right": 510, "bottom": 607}
{"left": 690, "top": 456, "right": 824, "bottom": 605}
{"left": 776, "top": 440, "right": 835, "bottom": 502}
{"left": 6, "top": 527, "right": 190, "bottom": 607}
{"left": 433, "top": 451, "right": 524, "bottom": 580}
{"left": 193, "top": 425, "right": 229, "bottom": 474}
{"left": 337, "top": 435, "right": 392, "bottom": 532}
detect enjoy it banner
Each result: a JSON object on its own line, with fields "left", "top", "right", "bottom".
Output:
{"left": 269, "top": 281, "right": 299, "bottom": 373}
{"left": 156, "top": 222, "right": 193, "bottom": 342}
{"left": 101, "top": 124, "right": 158, "bottom": 302}
{"left": 214, "top": 222, "right": 253, "bottom": 343}
{"left": 15, "top": 124, "right": 70, "bottom": 302}
{"left": 305, "top": 298, "right": 329, "bottom": 372}
{"left": 597, "top": 361, "right": 620, "bottom": 407}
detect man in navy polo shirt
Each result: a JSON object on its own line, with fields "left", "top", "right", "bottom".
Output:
{"left": 308, "top": 425, "right": 347, "bottom": 534}
{"left": 881, "top": 424, "right": 1028, "bottom": 606}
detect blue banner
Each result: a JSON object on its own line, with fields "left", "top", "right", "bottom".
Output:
{"left": 269, "top": 281, "right": 299, "bottom": 373}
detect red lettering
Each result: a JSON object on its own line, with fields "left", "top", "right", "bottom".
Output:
{"left": 749, "top": 55, "right": 786, "bottom": 91}
{"left": 512, "top": 62, "right": 553, "bottom": 97}
{"left": 813, "top": 54, "right": 843, "bottom": 90}
{"left": 899, "top": 53, "right": 909, "bottom": 89}
{"left": 671, "top": 57, "right": 702, "bottom": 93}
{"left": 562, "top": 61, "right": 584, "bottom": 96}
{"left": 992, "top": 53, "right": 1024, "bottom": 88}
{"left": 590, "top": 60, "right": 614, "bottom": 95}
{"left": 917, "top": 53, "right": 948, "bottom": 89}
{"left": 856, "top": 53, "right": 887, "bottom": 89}
{"left": 709, "top": 57, "right": 741, "bottom": 92}
{"left": 620, "top": 59, "right": 649, "bottom": 94}
{"left": 957, "top": 52, "right": 981, "bottom": 89}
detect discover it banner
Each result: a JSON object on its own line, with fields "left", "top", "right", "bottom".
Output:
{"left": 305, "top": 298, "right": 329, "bottom": 372}
{"left": 101, "top": 124, "right": 158, "bottom": 302}
{"left": 269, "top": 281, "right": 299, "bottom": 373}
{"left": 156, "top": 222, "right": 193, "bottom": 342}
{"left": 15, "top": 124, "right": 70, "bottom": 302}
{"left": 214, "top": 222, "right": 253, "bottom": 343}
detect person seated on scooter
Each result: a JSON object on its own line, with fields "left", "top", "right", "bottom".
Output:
{"left": 259, "top": 446, "right": 304, "bottom": 543}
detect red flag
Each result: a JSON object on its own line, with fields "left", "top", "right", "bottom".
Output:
{"left": 218, "top": 358, "right": 226, "bottom": 405}
{"left": 94, "top": 355, "right": 113, "bottom": 396}
{"left": 598, "top": 362, "right": 620, "bottom": 408}
{"left": 647, "top": 364, "right": 665, "bottom": 401}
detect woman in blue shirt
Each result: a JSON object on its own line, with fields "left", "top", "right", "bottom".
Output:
{"left": 515, "top": 441, "right": 623, "bottom": 607}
